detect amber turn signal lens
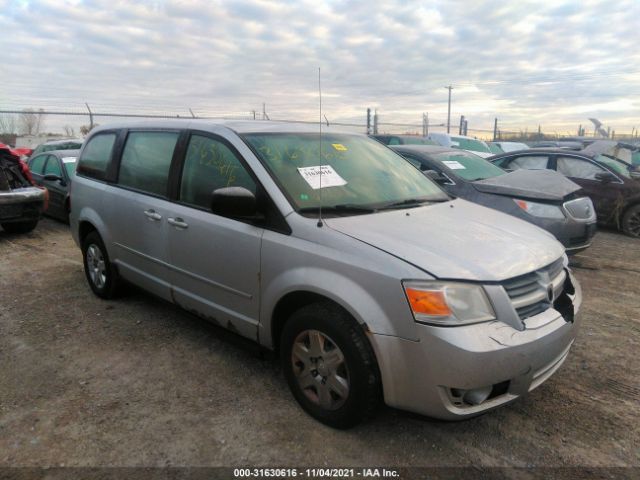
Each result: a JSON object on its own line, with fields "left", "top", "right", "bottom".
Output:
{"left": 405, "top": 288, "right": 452, "bottom": 317}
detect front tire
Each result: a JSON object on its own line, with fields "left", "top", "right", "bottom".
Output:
{"left": 82, "top": 231, "right": 120, "bottom": 299}
{"left": 622, "top": 204, "right": 640, "bottom": 237}
{"left": 281, "top": 302, "right": 381, "bottom": 429}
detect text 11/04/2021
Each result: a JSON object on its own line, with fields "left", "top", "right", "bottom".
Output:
{"left": 233, "top": 468, "right": 400, "bottom": 478}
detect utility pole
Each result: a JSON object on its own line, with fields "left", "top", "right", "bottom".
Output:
{"left": 445, "top": 85, "right": 453, "bottom": 133}
{"left": 373, "top": 109, "right": 378, "bottom": 135}
{"left": 366, "top": 108, "right": 371, "bottom": 134}
{"left": 493, "top": 118, "right": 498, "bottom": 141}
{"left": 262, "top": 103, "right": 269, "bottom": 120}
{"left": 422, "top": 113, "right": 428, "bottom": 136}
{"left": 459, "top": 115, "right": 465, "bottom": 135}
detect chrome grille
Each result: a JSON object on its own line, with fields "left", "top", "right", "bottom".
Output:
{"left": 501, "top": 257, "right": 566, "bottom": 320}
{"left": 563, "top": 197, "right": 596, "bottom": 221}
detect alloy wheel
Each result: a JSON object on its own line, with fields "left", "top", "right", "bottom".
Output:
{"left": 86, "top": 244, "right": 107, "bottom": 289}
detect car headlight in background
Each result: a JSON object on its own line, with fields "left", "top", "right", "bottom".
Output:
{"left": 402, "top": 281, "right": 496, "bottom": 326}
{"left": 513, "top": 199, "right": 565, "bottom": 219}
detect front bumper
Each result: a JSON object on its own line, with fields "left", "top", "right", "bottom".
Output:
{"left": 369, "top": 270, "right": 582, "bottom": 420}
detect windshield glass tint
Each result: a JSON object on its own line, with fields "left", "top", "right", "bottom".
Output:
{"left": 431, "top": 151, "right": 505, "bottom": 180}
{"left": 595, "top": 155, "right": 630, "bottom": 178}
{"left": 243, "top": 133, "right": 448, "bottom": 211}
{"left": 450, "top": 137, "right": 491, "bottom": 153}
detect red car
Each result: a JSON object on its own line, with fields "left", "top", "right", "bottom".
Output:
{"left": 0, "top": 143, "right": 47, "bottom": 233}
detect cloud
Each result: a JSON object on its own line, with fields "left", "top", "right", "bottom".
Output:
{"left": 0, "top": 0, "right": 638, "bottom": 135}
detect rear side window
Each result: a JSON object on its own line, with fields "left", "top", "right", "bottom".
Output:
{"left": 557, "top": 157, "right": 604, "bottom": 180}
{"left": 77, "top": 133, "right": 116, "bottom": 180}
{"left": 118, "top": 131, "right": 179, "bottom": 197}
{"left": 29, "top": 154, "right": 47, "bottom": 174}
{"left": 179, "top": 134, "right": 256, "bottom": 209}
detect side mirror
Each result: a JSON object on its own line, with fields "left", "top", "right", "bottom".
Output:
{"left": 424, "top": 170, "right": 449, "bottom": 184}
{"left": 595, "top": 171, "right": 616, "bottom": 183}
{"left": 211, "top": 186, "right": 257, "bottom": 217}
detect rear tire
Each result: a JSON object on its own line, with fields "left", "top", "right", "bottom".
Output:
{"left": 82, "top": 231, "right": 120, "bottom": 299}
{"left": 622, "top": 204, "right": 640, "bottom": 238}
{"left": 280, "top": 302, "right": 381, "bottom": 429}
{"left": 1, "top": 219, "right": 38, "bottom": 234}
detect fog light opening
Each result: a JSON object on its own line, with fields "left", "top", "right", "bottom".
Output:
{"left": 449, "top": 380, "right": 511, "bottom": 407}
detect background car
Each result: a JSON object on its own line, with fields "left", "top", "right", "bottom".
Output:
{"left": 490, "top": 149, "right": 640, "bottom": 237}
{"left": 0, "top": 144, "right": 46, "bottom": 233}
{"left": 30, "top": 138, "right": 83, "bottom": 158}
{"left": 427, "top": 132, "right": 493, "bottom": 158}
{"left": 488, "top": 141, "right": 530, "bottom": 154}
{"left": 28, "top": 149, "right": 79, "bottom": 222}
{"left": 370, "top": 134, "right": 437, "bottom": 146}
{"left": 392, "top": 145, "right": 597, "bottom": 253}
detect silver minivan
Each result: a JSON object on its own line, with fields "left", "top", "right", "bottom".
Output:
{"left": 70, "top": 120, "right": 582, "bottom": 428}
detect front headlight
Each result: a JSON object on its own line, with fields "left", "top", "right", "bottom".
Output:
{"left": 513, "top": 199, "right": 565, "bottom": 219}
{"left": 402, "top": 281, "right": 496, "bottom": 326}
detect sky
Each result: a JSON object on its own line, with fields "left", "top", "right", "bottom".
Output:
{"left": 1, "top": 0, "right": 639, "bottom": 136}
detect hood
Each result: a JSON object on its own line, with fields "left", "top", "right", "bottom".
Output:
{"left": 472, "top": 169, "right": 582, "bottom": 201}
{"left": 326, "top": 199, "right": 564, "bottom": 282}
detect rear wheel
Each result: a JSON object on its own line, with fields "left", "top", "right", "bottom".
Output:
{"left": 281, "top": 302, "right": 381, "bottom": 429}
{"left": 1, "top": 219, "right": 38, "bottom": 234}
{"left": 622, "top": 204, "right": 640, "bottom": 237}
{"left": 82, "top": 231, "right": 120, "bottom": 299}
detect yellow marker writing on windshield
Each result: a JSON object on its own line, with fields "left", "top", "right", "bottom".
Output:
{"left": 332, "top": 143, "right": 348, "bottom": 151}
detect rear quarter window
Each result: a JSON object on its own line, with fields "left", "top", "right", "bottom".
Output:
{"left": 77, "top": 133, "right": 117, "bottom": 180}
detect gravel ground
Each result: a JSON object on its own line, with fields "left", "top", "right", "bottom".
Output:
{"left": 0, "top": 218, "right": 638, "bottom": 472}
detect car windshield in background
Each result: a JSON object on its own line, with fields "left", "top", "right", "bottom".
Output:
{"left": 402, "top": 137, "right": 437, "bottom": 145}
{"left": 450, "top": 137, "right": 491, "bottom": 153}
{"left": 33, "top": 141, "right": 83, "bottom": 156}
{"left": 243, "top": 133, "right": 449, "bottom": 213}
{"left": 62, "top": 157, "right": 77, "bottom": 177}
{"left": 595, "top": 155, "right": 631, "bottom": 178}
{"left": 431, "top": 151, "right": 506, "bottom": 181}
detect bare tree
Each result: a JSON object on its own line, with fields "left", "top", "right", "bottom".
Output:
{"left": 63, "top": 125, "right": 76, "bottom": 137}
{"left": 19, "top": 108, "right": 46, "bottom": 135}
{"left": 0, "top": 113, "right": 17, "bottom": 134}
{"left": 80, "top": 123, "right": 98, "bottom": 136}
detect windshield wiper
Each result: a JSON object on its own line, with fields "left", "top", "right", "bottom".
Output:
{"left": 297, "top": 204, "right": 377, "bottom": 215}
{"left": 377, "top": 198, "right": 437, "bottom": 210}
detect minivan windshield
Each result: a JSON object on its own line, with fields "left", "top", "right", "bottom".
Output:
{"left": 431, "top": 151, "right": 506, "bottom": 181}
{"left": 243, "top": 133, "right": 449, "bottom": 213}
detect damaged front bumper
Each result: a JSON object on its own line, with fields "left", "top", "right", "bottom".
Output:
{"left": 370, "top": 269, "right": 582, "bottom": 420}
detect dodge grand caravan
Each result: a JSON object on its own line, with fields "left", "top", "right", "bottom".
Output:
{"left": 70, "top": 120, "right": 582, "bottom": 428}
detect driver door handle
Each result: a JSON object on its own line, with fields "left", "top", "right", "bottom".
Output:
{"left": 143, "top": 209, "right": 162, "bottom": 221}
{"left": 168, "top": 217, "right": 189, "bottom": 229}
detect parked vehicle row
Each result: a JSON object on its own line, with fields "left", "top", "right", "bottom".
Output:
{"left": 390, "top": 145, "right": 597, "bottom": 252}
{"left": 490, "top": 149, "right": 640, "bottom": 237}
{"left": 68, "top": 120, "right": 582, "bottom": 428}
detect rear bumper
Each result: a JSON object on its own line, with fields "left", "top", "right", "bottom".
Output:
{"left": 369, "top": 271, "right": 582, "bottom": 420}
{"left": 0, "top": 187, "right": 45, "bottom": 222}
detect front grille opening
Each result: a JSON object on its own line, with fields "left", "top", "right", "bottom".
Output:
{"left": 449, "top": 380, "right": 511, "bottom": 407}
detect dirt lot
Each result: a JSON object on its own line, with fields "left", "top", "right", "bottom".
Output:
{"left": 0, "top": 218, "right": 638, "bottom": 471}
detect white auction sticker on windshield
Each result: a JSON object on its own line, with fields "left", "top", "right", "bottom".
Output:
{"left": 297, "top": 165, "right": 348, "bottom": 190}
{"left": 442, "top": 160, "right": 465, "bottom": 170}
